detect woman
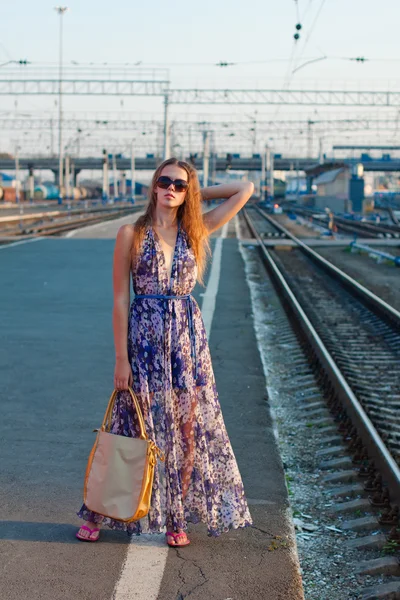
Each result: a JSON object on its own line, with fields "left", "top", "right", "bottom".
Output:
{"left": 76, "top": 158, "right": 254, "bottom": 547}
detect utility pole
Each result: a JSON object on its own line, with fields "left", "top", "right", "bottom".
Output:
{"left": 65, "top": 154, "right": 70, "bottom": 200}
{"left": 269, "top": 151, "right": 274, "bottom": 202}
{"left": 70, "top": 160, "right": 75, "bottom": 189}
{"left": 251, "top": 110, "right": 258, "bottom": 155}
{"left": 131, "top": 140, "right": 135, "bottom": 204}
{"left": 28, "top": 166, "right": 34, "bottom": 204}
{"left": 202, "top": 131, "right": 210, "bottom": 187}
{"left": 76, "top": 127, "right": 82, "bottom": 157}
{"left": 307, "top": 120, "right": 314, "bottom": 158}
{"left": 163, "top": 93, "right": 170, "bottom": 160}
{"left": 102, "top": 148, "right": 109, "bottom": 204}
{"left": 54, "top": 6, "right": 68, "bottom": 204}
{"left": 261, "top": 149, "right": 266, "bottom": 202}
{"left": 15, "top": 146, "right": 20, "bottom": 206}
{"left": 318, "top": 137, "right": 324, "bottom": 164}
{"left": 50, "top": 118, "right": 54, "bottom": 156}
{"left": 121, "top": 171, "right": 126, "bottom": 198}
{"left": 265, "top": 146, "right": 272, "bottom": 200}
{"left": 112, "top": 154, "right": 118, "bottom": 202}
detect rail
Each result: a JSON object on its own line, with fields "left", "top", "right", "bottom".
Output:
{"left": 243, "top": 206, "right": 400, "bottom": 507}
{"left": 0, "top": 204, "right": 142, "bottom": 237}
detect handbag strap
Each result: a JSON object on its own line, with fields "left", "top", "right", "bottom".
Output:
{"left": 101, "top": 386, "right": 148, "bottom": 440}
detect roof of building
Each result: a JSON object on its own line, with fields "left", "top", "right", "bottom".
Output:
{"left": 0, "top": 172, "right": 14, "bottom": 182}
{"left": 304, "top": 161, "right": 347, "bottom": 177}
{"left": 313, "top": 167, "right": 345, "bottom": 185}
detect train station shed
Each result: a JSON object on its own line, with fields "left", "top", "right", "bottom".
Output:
{"left": 313, "top": 166, "right": 351, "bottom": 212}
{"left": 304, "top": 162, "right": 360, "bottom": 212}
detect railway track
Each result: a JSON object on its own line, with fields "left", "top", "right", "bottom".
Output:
{"left": 243, "top": 205, "right": 400, "bottom": 598}
{"left": 287, "top": 206, "right": 400, "bottom": 239}
{"left": 0, "top": 202, "right": 143, "bottom": 239}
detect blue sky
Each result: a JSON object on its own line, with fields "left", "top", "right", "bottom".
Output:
{"left": 1, "top": 0, "right": 400, "bottom": 156}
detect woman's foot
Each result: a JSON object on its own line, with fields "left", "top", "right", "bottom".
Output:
{"left": 165, "top": 530, "right": 190, "bottom": 547}
{"left": 173, "top": 531, "right": 190, "bottom": 546}
{"left": 76, "top": 522, "right": 101, "bottom": 542}
{"left": 166, "top": 531, "right": 177, "bottom": 546}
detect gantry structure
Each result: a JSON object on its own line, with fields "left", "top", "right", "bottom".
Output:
{"left": 1, "top": 66, "right": 399, "bottom": 161}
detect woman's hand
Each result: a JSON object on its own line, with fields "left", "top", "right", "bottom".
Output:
{"left": 114, "top": 357, "right": 133, "bottom": 390}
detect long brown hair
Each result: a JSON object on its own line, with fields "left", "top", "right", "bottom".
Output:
{"left": 131, "top": 158, "right": 211, "bottom": 286}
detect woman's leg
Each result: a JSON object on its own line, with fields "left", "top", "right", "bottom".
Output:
{"left": 165, "top": 394, "right": 197, "bottom": 545}
{"left": 180, "top": 396, "right": 196, "bottom": 503}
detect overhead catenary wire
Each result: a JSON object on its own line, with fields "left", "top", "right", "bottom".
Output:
{"left": 5, "top": 55, "right": 400, "bottom": 71}
{"left": 300, "top": 0, "right": 314, "bottom": 23}
{"left": 269, "top": 0, "right": 305, "bottom": 124}
{"left": 292, "top": 0, "right": 328, "bottom": 74}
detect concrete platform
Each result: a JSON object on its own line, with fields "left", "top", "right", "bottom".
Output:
{"left": 0, "top": 214, "right": 304, "bottom": 600}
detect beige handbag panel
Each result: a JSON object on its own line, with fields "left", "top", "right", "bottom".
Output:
{"left": 85, "top": 431, "right": 149, "bottom": 521}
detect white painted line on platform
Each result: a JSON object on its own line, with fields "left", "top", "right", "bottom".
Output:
{"left": 112, "top": 535, "right": 167, "bottom": 600}
{"left": 111, "top": 221, "right": 228, "bottom": 600}
{"left": 201, "top": 221, "right": 229, "bottom": 338}
{"left": 0, "top": 237, "right": 45, "bottom": 250}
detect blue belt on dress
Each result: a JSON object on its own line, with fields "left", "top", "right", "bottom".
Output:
{"left": 133, "top": 293, "right": 198, "bottom": 381}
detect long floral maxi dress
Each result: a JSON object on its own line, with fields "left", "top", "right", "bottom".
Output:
{"left": 77, "top": 219, "right": 253, "bottom": 537}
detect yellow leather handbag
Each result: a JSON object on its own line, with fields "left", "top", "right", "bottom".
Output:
{"left": 83, "top": 386, "right": 165, "bottom": 523}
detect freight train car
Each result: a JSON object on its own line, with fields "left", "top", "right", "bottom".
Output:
{"left": 0, "top": 186, "right": 26, "bottom": 202}
{"left": 33, "top": 182, "right": 103, "bottom": 201}
{"left": 34, "top": 184, "right": 59, "bottom": 200}
{"left": 262, "top": 178, "right": 287, "bottom": 199}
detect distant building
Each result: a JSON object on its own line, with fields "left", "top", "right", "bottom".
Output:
{"left": 311, "top": 166, "right": 351, "bottom": 212}
{"left": 303, "top": 162, "right": 366, "bottom": 213}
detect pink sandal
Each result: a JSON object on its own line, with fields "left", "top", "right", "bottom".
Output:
{"left": 165, "top": 531, "right": 190, "bottom": 547}
{"left": 76, "top": 525, "right": 101, "bottom": 542}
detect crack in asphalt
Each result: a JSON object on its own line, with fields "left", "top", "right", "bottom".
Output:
{"left": 175, "top": 550, "right": 209, "bottom": 599}
{"left": 256, "top": 548, "right": 268, "bottom": 567}
{"left": 250, "top": 524, "right": 281, "bottom": 538}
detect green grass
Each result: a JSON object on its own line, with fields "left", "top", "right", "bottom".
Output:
{"left": 381, "top": 539, "right": 399, "bottom": 555}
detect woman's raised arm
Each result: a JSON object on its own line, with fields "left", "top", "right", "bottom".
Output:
{"left": 201, "top": 181, "right": 254, "bottom": 234}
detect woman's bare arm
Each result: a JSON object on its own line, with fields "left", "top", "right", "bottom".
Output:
{"left": 112, "top": 224, "right": 134, "bottom": 361}
{"left": 201, "top": 181, "right": 254, "bottom": 234}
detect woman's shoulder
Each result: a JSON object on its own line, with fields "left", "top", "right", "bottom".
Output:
{"left": 115, "top": 224, "right": 136, "bottom": 252}
{"left": 117, "top": 223, "right": 135, "bottom": 238}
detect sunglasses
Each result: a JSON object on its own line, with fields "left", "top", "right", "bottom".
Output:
{"left": 156, "top": 176, "right": 189, "bottom": 193}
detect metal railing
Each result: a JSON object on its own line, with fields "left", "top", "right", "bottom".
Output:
{"left": 349, "top": 241, "right": 400, "bottom": 266}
